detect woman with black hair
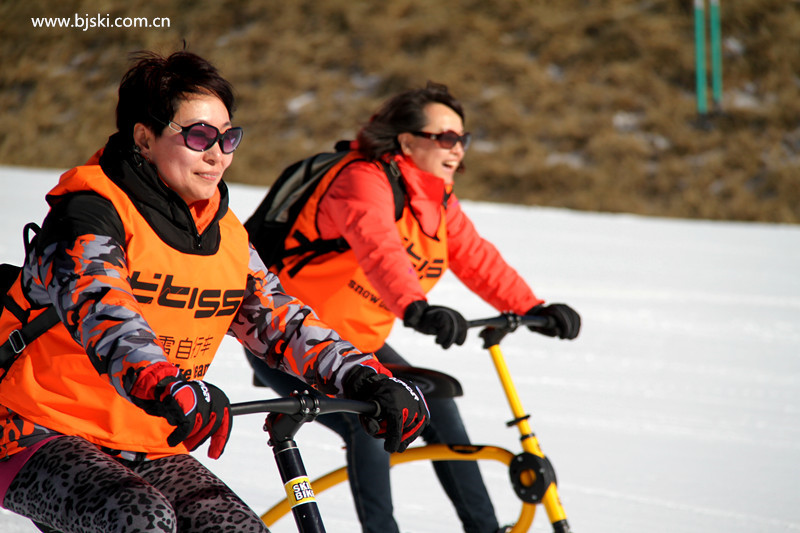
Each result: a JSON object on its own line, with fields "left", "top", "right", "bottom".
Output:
{"left": 0, "top": 51, "right": 428, "bottom": 533}
{"left": 247, "top": 81, "right": 580, "bottom": 533}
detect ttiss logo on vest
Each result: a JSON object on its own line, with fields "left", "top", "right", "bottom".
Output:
{"left": 130, "top": 271, "right": 244, "bottom": 318}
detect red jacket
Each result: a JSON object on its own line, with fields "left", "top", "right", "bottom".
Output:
{"left": 277, "top": 151, "right": 543, "bottom": 352}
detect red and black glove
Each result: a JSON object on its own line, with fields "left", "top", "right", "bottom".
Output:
{"left": 526, "top": 303, "right": 581, "bottom": 340}
{"left": 403, "top": 300, "right": 468, "bottom": 349}
{"left": 130, "top": 362, "right": 232, "bottom": 459}
{"left": 343, "top": 365, "right": 429, "bottom": 453}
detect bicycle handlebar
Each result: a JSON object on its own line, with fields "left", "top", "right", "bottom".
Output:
{"left": 466, "top": 312, "right": 555, "bottom": 330}
{"left": 230, "top": 394, "right": 380, "bottom": 418}
{"left": 231, "top": 313, "right": 551, "bottom": 418}
{"left": 232, "top": 314, "right": 552, "bottom": 417}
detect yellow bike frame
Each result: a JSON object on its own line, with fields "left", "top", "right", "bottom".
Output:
{"left": 487, "top": 342, "right": 570, "bottom": 532}
{"left": 260, "top": 315, "right": 572, "bottom": 532}
{"left": 262, "top": 443, "right": 538, "bottom": 530}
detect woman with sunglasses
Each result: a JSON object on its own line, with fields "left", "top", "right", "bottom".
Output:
{"left": 246, "top": 81, "right": 581, "bottom": 533}
{"left": 0, "top": 51, "right": 429, "bottom": 533}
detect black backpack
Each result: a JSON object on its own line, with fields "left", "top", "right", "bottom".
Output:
{"left": 244, "top": 141, "right": 405, "bottom": 277}
{"left": 0, "top": 223, "right": 60, "bottom": 381}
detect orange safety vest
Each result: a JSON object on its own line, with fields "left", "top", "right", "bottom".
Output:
{"left": 0, "top": 164, "right": 250, "bottom": 456}
{"left": 277, "top": 165, "right": 449, "bottom": 353}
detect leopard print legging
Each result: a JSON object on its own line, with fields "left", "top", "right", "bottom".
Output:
{"left": 2, "top": 436, "right": 269, "bottom": 533}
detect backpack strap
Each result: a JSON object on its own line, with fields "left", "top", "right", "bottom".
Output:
{"left": 285, "top": 232, "right": 351, "bottom": 278}
{"left": 284, "top": 157, "right": 407, "bottom": 278}
{"left": 381, "top": 159, "right": 406, "bottom": 221}
{"left": 0, "top": 223, "right": 61, "bottom": 379}
{"left": 0, "top": 307, "right": 60, "bottom": 373}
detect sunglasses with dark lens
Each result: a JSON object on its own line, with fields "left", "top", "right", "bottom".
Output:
{"left": 411, "top": 130, "right": 472, "bottom": 150}
{"left": 152, "top": 115, "right": 243, "bottom": 154}
{"left": 169, "top": 121, "right": 243, "bottom": 154}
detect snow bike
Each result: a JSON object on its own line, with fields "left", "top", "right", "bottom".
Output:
{"left": 237, "top": 312, "right": 573, "bottom": 533}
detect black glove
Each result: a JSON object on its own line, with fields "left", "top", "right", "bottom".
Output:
{"left": 403, "top": 300, "right": 468, "bottom": 349}
{"left": 343, "top": 365, "right": 429, "bottom": 453}
{"left": 526, "top": 304, "right": 581, "bottom": 340}
{"left": 130, "top": 362, "right": 233, "bottom": 459}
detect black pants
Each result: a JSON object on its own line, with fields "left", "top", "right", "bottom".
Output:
{"left": 247, "top": 345, "right": 501, "bottom": 533}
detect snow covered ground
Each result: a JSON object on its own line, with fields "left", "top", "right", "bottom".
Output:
{"left": 1, "top": 165, "right": 798, "bottom": 532}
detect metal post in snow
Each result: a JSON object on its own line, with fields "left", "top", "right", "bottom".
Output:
{"left": 709, "top": 0, "right": 723, "bottom": 111}
{"left": 694, "top": 0, "right": 708, "bottom": 116}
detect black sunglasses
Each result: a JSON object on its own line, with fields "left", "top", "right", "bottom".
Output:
{"left": 411, "top": 130, "right": 471, "bottom": 150}
{"left": 152, "top": 115, "right": 243, "bottom": 154}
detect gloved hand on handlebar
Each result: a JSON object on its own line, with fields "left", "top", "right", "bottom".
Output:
{"left": 403, "top": 300, "right": 468, "bottom": 349}
{"left": 525, "top": 303, "right": 581, "bottom": 340}
{"left": 129, "top": 361, "right": 232, "bottom": 459}
{"left": 343, "top": 365, "right": 429, "bottom": 453}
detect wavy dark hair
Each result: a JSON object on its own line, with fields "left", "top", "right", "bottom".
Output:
{"left": 356, "top": 81, "right": 465, "bottom": 161}
{"left": 116, "top": 50, "right": 235, "bottom": 143}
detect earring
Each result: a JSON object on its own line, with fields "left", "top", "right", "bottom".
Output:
{"left": 132, "top": 144, "right": 144, "bottom": 167}
{"left": 132, "top": 144, "right": 151, "bottom": 165}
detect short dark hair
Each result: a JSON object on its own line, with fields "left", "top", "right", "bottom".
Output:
{"left": 356, "top": 81, "right": 465, "bottom": 160}
{"left": 116, "top": 50, "right": 236, "bottom": 142}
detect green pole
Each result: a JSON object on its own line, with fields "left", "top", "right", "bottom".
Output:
{"left": 709, "top": 0, "right": 723, "bottom": 111}
{"left": 694, "top": 0, "right": 708, "bottom": 116}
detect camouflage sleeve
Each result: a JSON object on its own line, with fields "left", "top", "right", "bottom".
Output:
{"left": 34, "top": 234, "right": 168, "bottom": 399}
{"left": 229, "top": 246, "right": 382, "bottom": 396}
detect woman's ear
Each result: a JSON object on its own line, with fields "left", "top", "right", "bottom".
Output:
{"left": 133, "top": 123, "right": 154, "bottom": 156}
{"left": 397, "top": 132, "right": 413, "bottom": 156}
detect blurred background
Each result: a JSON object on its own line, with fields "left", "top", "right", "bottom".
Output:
{"left": 1, "top": 0, "right": 798, "bottom": 223}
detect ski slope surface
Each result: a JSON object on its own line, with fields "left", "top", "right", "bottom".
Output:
{"left": 1, "top": 166, "right": 798, "bottom": 532}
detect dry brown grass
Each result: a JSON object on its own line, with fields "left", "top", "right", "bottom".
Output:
{"left": 1, "top": 0, "right": 798, "bottom": 223}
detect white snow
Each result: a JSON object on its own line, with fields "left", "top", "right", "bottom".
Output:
{"left": 1, "top": 166, "right": 798, "bottom": 532}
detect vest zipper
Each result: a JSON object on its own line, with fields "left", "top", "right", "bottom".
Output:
{"left": 177, "top": 200, "right": 204, "bottom": 250}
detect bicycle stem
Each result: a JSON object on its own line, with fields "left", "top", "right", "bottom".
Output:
{"left": 270, "top": 437, "right": 327, "bottom": 533}
{"left": 232, "top": 392, "right": 379, "bottom": 531}
{"left": 264, "top": 393, "right": 328, "bottom": 533}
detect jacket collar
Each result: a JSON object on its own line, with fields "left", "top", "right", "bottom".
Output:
{"left": 97, "top": 133, "right": 229, "bottom": 255}
{"left": 392, "top": 153, "right": 451, "bottom": 236}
